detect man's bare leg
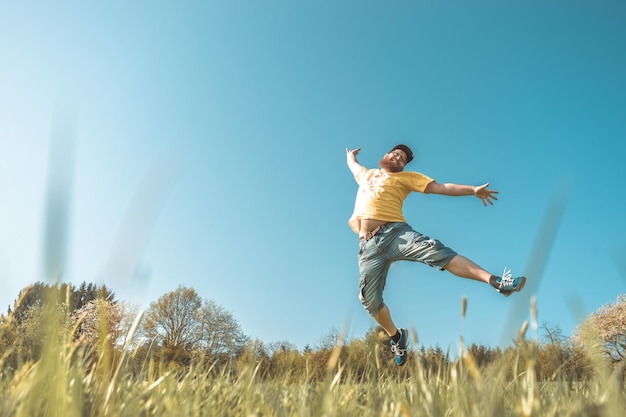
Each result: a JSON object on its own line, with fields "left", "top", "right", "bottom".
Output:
{"left": 445, "top": 254, "right": 492, "bottom": 284}
{"left": 372, "top": 256, "right": 500, "bottom": 338}
{"left": 373, "top": 256, "right": 493, "bottom": 336}
{"left": 373, "top": 304, "right": 398, "bottom": 337}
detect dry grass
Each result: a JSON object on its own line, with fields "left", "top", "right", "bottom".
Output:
{"left": 1, "top": 310, "right": 624, "bottom": 417}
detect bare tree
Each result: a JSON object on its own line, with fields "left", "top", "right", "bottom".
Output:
{"left": 142, "top": 286, "right": 202, "bottom": 352}
{"left": 197, "top": 299, "right": 247, "bottom": 360}
{"left": 573, "top": 293, "right": 626, "bottom": 364}
{"left": 141, "top": 286, "right": 248, "bottom": 366}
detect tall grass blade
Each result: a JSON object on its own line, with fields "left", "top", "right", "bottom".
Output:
{"left": 103, "top": 309, "right": 144, "bottom": 411}
{"left": 42, "top": 101, "right": 76, "bottom": 283}
{"left": 500, "top": 176, "right": 572, "bottom": 345}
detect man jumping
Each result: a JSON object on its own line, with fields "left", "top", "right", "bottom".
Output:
{"left": 346, "top": 144, "right": 526, "bottom": 366}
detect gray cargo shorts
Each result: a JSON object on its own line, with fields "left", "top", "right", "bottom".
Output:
{"left": 358, "top": 222, "right": 457, "bottom": 315}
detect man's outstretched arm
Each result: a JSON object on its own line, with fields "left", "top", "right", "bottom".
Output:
{"left": 424, "top": 181, "right": 499, "bottom": 206}
{"left": 346, "top": 147, "right": 363, "bottom": 176}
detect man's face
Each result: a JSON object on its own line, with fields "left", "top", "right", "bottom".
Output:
{"left": 379, "top": 149, "right": 407, "bottom": 172}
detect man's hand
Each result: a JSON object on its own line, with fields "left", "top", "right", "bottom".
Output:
{"left": 346, "top": 147, "right": 361, "bottom": 158}
{"left": 474, "top": 183, "right": 499, "bottom": 206}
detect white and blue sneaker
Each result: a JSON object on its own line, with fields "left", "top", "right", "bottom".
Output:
{"left": 390, "top": 328, "right": 409, "bottom": 366}
{"left": 496, "top": 267, "right": 526, "bottom": 297}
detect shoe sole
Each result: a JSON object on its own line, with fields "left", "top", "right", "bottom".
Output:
{"left": 501, "top": 276, "right": 527, "bottom": 297}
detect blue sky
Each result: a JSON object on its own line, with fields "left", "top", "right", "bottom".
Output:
{"left": 1, "top": 1, "right": 625, "bottom": 352}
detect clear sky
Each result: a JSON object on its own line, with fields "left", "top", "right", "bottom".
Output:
{"left": 1, "top": 1, "right": 625, "bottom": 352}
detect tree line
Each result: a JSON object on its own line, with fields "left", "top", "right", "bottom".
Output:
{"left": 0, "top": 282, "right": 624, "bottom": 381}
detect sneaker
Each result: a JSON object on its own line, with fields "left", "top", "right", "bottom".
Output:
{"left": 390, "top": 328, "right": 409, "bottom": 366}
{"left": 496, "top": 267, "right": 527, "bottom": 297}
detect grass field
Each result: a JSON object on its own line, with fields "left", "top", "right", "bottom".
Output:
{"left": 1, "top": 315, "right": 624, "bottom": 417}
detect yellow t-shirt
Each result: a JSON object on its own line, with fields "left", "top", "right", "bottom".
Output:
{"left": 348, "top": 167, "right": 434, "bottom": 234}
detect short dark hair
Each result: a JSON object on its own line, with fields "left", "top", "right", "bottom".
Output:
{"left": 389, "top": 144, "right": 414, "bottom": 163}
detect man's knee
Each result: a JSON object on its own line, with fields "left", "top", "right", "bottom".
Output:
{"left": 359, "top": 288, "right": 383, "bottom": 316}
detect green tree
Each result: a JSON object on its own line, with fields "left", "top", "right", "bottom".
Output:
{"left": 16, "top": 304, "right": 48, "bottom": 361}
{"left": 0, "top": 314, "right": 18, "bottom": 370}
{"left": 2, "top": 282, "right": 117, "bottom": 366}
{"left": 465, "top": 343, "right": 502, "bottom": 369}
{"left": 9, "top": 281, "right": 114, "bottom": 325}
{"left": 419, "top": 345, "right": 450, "bottom": 376}
{"left": 71, "top": 282, "right": 115, "bottom": 311}
{"left": 9, "top": 282, "right": 49, "bottom": 323}
{"left": 236, "top": 338, "right": 271, "bottom": 378}
{"left": 269, "top": 341, "right": 306, "bottom": 381}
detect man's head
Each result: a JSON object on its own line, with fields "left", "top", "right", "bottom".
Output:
{"left": 390, "top": 144, "right": 413, "bottom": 163}
{"left": 379, "top": 144, "right": 413, "bottom": 172}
